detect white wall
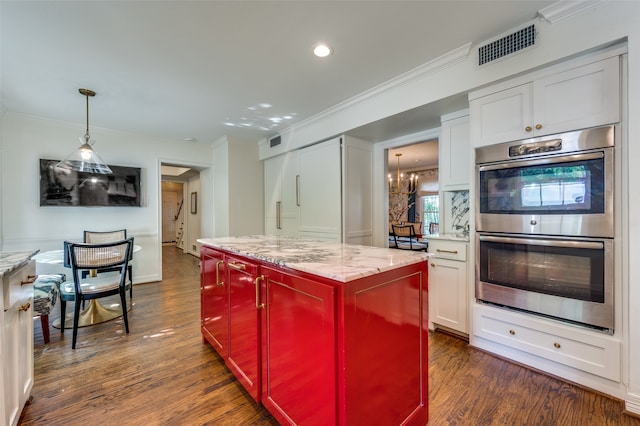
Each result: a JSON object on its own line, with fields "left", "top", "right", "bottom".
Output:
{"left": 1, "top": 113, "right": 214, "bottom": 283}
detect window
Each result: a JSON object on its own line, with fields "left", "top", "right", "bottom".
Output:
{"left": 422, "top": 195, "right": 439, "bottom": 234}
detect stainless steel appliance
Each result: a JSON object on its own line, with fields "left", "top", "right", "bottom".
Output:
{"left": 475, "top": 233, "right": 614, "bottom": 333}
{"left": 476, "top": 126, "right": 615, "bottom": 238}
{"left": 475, "top": 125, "right": 616, "bottom": 333}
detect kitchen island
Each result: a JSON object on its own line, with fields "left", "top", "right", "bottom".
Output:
{"left": 198, "top": 236, "right": 429, "bottom": 426}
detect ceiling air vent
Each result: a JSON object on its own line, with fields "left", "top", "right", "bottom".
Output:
{"left": 269, "top": 135, "right": 281, "bottom": 148}
{"left": 478, "top": 24, "right": 536, "bottom": 66}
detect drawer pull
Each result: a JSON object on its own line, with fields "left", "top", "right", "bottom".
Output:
{"left": 430, "top": 263, "right": 436, "bottom": 267}
{"left": 19, "top": 300, "right": 32, "bottom": 312}
{"left": 525, "top": 126, "right": 532, "bottom": 132}
{"left": 228, "top": 262, "right": 247, "bottom": 271}
{"left": 255, "top": 276, "right": 265, "bottom": 310}
{"left": 509, "top": 329, "right": 516, "bottom": 335}
{"left": 535, "top": 124, "right": 543, "bottom": 130}
{"left": 554, "top": 342, "right": 561, "bottom": 349}
{"left": 21, "top": 275, "right": 37, "bottom": 285}
{"left": 436, "top": 249, "right": 458, "bottom": 254}
{"left": 215, "top": 260, "right": 225, "bottom": 287}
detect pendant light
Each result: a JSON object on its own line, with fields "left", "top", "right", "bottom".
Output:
{"left": 56, "top": 88, "right": 112, "bottom": 174}
{"left": 388, "top": 153, "right": 417, "bottom": 195}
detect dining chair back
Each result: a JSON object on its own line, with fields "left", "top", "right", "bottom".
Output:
{"left": 59, "top": 238, "right": 134, "bottom": 349}
{"left": 83, "top": 229, "right": 133, "bottom": 299}
{"left": 391, "top": 224, "right": 428, "bottom": 251}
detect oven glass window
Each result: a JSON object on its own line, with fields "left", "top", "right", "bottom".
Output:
{"left": 479, "top": 239, "right": 605, "bottom": 303}
{"left": 479, "top": 158, "right": 604, "bottom": 215}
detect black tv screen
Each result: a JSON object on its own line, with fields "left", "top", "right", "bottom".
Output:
{"left": 40, "top": 159, "right": 142, "bottom": 207}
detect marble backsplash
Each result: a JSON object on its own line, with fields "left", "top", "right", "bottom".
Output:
{"left": 444, "top": 190, "right": 469, "bottom": 234}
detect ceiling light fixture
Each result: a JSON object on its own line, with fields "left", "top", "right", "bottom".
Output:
{"left": 313, "top": 43, "right": 333, "bottom": 58}
{"left": 57, "top": 88, "right": 112, "bottom": 174}
{"left": 388, "top": 153, "right": 418, "bottom": 195}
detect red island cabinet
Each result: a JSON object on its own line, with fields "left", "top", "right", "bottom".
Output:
{"left": 201, "top": 244, "right": 428, "bottom": 425}
{"left": 260, "top": 260, "right": 428, "bottom": 426}
{"left": 200, "top": 247, "right": 228, "bottom": 356}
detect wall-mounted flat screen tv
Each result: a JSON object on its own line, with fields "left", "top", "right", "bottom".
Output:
{"left": 40, "top": 159, "right": 142, "bottom": 207}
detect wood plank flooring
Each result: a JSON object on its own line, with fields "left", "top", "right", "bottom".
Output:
{"left": 21, "top": 245, "right": 639, "bottom": 425}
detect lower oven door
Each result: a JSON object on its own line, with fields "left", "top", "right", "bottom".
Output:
{"left": 476, "top": 233, "right": 614, "bottom": 332}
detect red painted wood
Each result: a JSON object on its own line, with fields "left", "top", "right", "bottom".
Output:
{"left": 261, "top": 266, "right": 337, "bottom": 426}
{"left": 342, "top": 262, "right": 429, "bottom": 426}
{"left": 226, "top": 255, "right": 261, "bottom": 401}
{"left": 200, "top": 245, "right": 428, "bottom": 425}
{"left": 200, "top": 247, "right": 228, "bottom": 357}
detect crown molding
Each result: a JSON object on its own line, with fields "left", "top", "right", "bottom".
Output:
{"left": 277, "top": 42, "right": 472, "bottom": 138}
{"left": 538, "top": 0, "right": 605, "bottom": 24}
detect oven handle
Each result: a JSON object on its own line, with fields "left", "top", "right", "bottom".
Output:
{"left": 478, "top": 150, "right": 604, "bottom": 171}
{"left": 479, "top": 235, "right": 604, "bottom": 250}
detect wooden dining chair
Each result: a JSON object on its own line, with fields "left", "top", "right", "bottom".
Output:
{"left": 391, "top": 224, "right": 428, "bottom": 251}
{"left": 60, "top": 238, "right": 134, "bottom": 349}
{"left": 83, "top": 230, "right": 133, "bottom": 299}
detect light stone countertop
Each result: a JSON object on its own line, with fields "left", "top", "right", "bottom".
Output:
{"left": 0, "top": 250, "right": 39, "bottom": 278}
{"left": 198, "top": 235, "right": 429, "bottom": 283}
{"left": 424, "top": 233, "right": 470, "bottom": 242}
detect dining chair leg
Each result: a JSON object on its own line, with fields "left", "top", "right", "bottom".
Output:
{"left": 40, "top": 315, "right": 50, "bottom": 344}
{"left": 72, "top": 299, "right": 82, "bottom": 349}
{"left": 60, "top": 300, "right": 66, "bottom": 333}
{"left": 120, "top": 291, "right": 130, "bottom": 334}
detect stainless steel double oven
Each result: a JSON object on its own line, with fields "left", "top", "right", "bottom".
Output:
{"left": 475, "top": 125, "right": 615, "bottom": 333}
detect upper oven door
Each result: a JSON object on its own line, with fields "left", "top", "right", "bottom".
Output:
{"left": 477, "top": 148, "right": 613, "bottom": 237}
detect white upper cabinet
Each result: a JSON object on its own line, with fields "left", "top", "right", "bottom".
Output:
{"left": 470, "top": 56, "right": 620, "bottom": 147}
{"left": 439, "top": 111, "right": 470, "bottom": 190}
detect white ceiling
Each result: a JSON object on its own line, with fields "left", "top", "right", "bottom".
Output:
{"left": 1, "top": 1, "right": 554, "bottom": 145}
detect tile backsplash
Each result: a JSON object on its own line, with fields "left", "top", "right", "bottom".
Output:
{"left": 444, "top": 190, "right": 469, "bottom": 234}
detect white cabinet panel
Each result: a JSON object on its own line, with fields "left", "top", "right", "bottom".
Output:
{"left": 439, "top": 112, "right": 470, "bottom": 190}
{"left": 428, "top": 240, "right": 468, "bottom": 334}
{"left": 473, "top": 303, "right": 621, "bottom": 381}
{"left": 2, "top": 260, "right": 35, "bottom": 426}
{"left": 299, "top": 138, "right": 341, "bottom": 238}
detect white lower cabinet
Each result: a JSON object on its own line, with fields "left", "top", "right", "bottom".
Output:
{"left": 473, "top": 303, "right": 621, "bottom": 381}
{"left": 428, "top": 239, "right": 468, "bottom": 335}
{"left": 1, "top": 260, "right": 35, "bottom": 426}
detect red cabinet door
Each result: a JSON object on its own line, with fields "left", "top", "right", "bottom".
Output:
{"left": 226, "top": 255, "right": 261, "bottom": 401}
{"left": 261, "top": 267, "right": 337, "bottom": 426}
{"left": 200, "top": 247, "right": 228, "bottom": 357}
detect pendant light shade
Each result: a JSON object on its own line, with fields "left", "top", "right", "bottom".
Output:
{"left": 57, "top": 88, "right": 112, "bottom": 174}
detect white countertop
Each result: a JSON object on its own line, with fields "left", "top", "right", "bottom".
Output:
{"left": 424, "top": 233, "right": 470, "bottom": 242}
{"left": 0, "top": 250, "right": 39, "bottom": 278}
{"left": 198, "top": 236, "right": 429, "bottom": 283}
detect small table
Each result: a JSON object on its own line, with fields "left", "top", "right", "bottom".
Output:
{"left": 33, "top": 245, "right": 141, "bottom": 328}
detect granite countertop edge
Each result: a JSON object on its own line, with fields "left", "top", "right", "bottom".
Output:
{"left": 0, "top": 250, "right": 40, "bottom": 279}
{"left": 198, "top": 236, "right": 429, "bottom": 283}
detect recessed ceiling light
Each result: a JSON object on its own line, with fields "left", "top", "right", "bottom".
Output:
{"left": 313, "top": 43, "right": 333, "bottom": 58}
{"left": 184, "top": 137, "right": 197, "bottom": 143}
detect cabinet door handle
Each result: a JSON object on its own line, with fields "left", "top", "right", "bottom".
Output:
{"left": 509, "top": 329, "right": 516, "bottom": 335}
{"left": 436, "top": 249, "right": 458, "bottom": 254}
{"left": 255, "top": 276, "right": 265, "bottom": 310}
{"left": 215, "top": 260, "right": 225, "bottom": 287}
{"left": 228, "top": 262, "right": 246, "bottom": 271}
{"left": 19, "top": 299, "right": 32, "bottom": 312}
{"left": 535, "top": 124, "right": 543, "bottom": 130}
{"left": 276, "top": 201, "right": 281, "bottom": 230}
{"left": 525, "top": 126, "right": 532, "bottom": 132}
{"left": 553, "top": 342, "right": 561, "bottom": 349}
{"left": 296, "top": 175, "right": 301, "bottom": 206}
{"left": 21, "top": 275, "right": 37, "bottom": 285}
{"left": 430, "top": 263, "right": 436, "bottom": 267}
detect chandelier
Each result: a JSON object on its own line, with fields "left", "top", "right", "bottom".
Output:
{"left": 56, "top": 88, "right": 112, "bottom": 174}
{"left": 388, "top": 153, "right": 417, "bottom": 195}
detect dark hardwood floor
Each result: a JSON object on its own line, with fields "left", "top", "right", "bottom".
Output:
{"left": 21, "top": 245, "right": 639, "bottom": 425}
